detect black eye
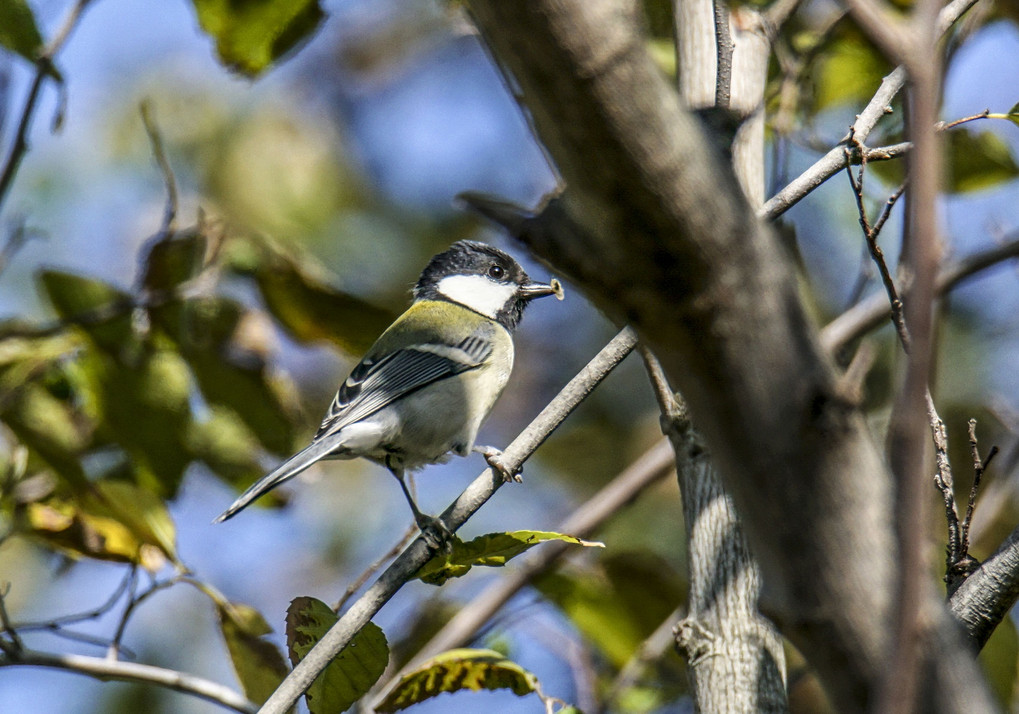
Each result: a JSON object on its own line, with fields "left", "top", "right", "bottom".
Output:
{"left": 487, "top": 264, "right": 505, "bottom": 279}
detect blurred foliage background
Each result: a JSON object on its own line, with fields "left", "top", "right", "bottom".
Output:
{"left": 0, "top": 0, "right": 1018, "bottom": 712}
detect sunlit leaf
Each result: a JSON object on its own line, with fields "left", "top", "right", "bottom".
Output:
{"left": 979, "top": 614, "right": 1018, "bottom": 708}
{"left": 286, "top": 596, "right": 388, "bottom": 714}
{"left": 142, "top": 229, "right": 207, "bottom": 293}
{"left": 22, "top": 480, "right": 177, "bottom": 571}
{"left": 376, "top": 648, "right": 540, "bottom": 713}
{"left": 191, "top": 0, "right": 326, "bottom": 77}
{"left": 414, "top": 531, "right": 604, "bottom": 586}
{"left": 251, "top": 250, "right": 394, "bottom": 355}
{"left": 219, "top": 601, "right": 290, "bottom": 705}
{"left": 38, "top": 270, "right": 134, "bottom": 353}
{"left": 94, "top": 479, "right": 178, "bottom": 564}
{"left": 0, "top": 0, "right": 43, "bottom": 63}
{"left": 946, "top": 129, "right": 1019, "bottom": 193}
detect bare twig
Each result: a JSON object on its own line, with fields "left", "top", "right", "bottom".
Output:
{"left": 335, "top": 524, "right": 418, "bottom": 612}
{"left": 758, "top": 0, "right": 980, "bottom": 220}
{"left": 0, "top": 649, "right": 256, "bottom": 713}
{"left": 959, "top": 420, "right": 997, "bottom": 562}
{"left": 713, "top": 0, "right": 734, "bottom": 109}
{"left": 0, "top": 0, "right": 95, "bottom": 212}
{"left": 0, "top": 583, "right": 24, "bottom": 655}
{"left": 139, "top": 100, "right": 178, "bottom": 235}
{"left": 260, "top": 328, "right": 638, "bottom": 713}
{"left": 820, "top": 233, "right": 1019, "bottom": 354}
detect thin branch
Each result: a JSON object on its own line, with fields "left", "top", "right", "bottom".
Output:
{"left": 959, "top": 420, "right": 997, "bottom": 561}
{"left": 0, "top": 649, "right": 256, "bottom": 713}
{"left": 260, "top": 327, "right": 638, "bottom": 713}
{"left": 758, "top": 0, "right": 981, "bottom": 220}
{"left": 820, "top": 233, "right": 1019, "bottom": 354}
{"left": 10, "top": 567, "right": 135, "bottom": 633}
{"left": 139, "top": 100, "right": 178, "bottom": 236}
{"left": 0, "top": 0, "right": 95, "bottom": 212}
{"left": 713, "top": 0, "right": 734, "bottom": 109}
{"left": 335, "top": 524, "right": 418, "bottom": 612}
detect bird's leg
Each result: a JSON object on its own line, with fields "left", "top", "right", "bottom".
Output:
{"left": 473, "top": 445, "right": 521, "bottom": 483}
{"left": 389, "top": 466, "right": 452, "bottom": 549}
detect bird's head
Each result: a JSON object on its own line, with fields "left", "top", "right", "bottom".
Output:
{"left": 414, "top": 240, "right": 563, "bottom": 330}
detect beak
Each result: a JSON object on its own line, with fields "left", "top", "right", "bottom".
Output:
{"left": 518, "top": 277, "right": 565, "bottom": 301}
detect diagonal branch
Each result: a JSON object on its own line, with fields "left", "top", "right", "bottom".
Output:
{"left": 758, "top": 0, "right": 981, "bottom": 220}
{"left": 375, "top": 437, "right": 676, "bottom": 703}
{"left": 258, "top": 327, "right": 638, "bottom": 713}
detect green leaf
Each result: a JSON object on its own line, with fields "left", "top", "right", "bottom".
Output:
{"left": 0, "top": 0, "right": 44, "bottom": 63}
{"left": 150, "top": 297, "right": 297, "bottom": 454}
{"left": 251, "top": 250, "right": 394, "bottom": 355}
{"left": 414, "top": 531, "right": 603, "bottom": 586}
{"left": 0, "top": 380, "right": 89, "bottom": 488}
{"left": 142, "top": 229, "right": 207, "bottom": 293}
{"left": 219, "top": 601, "right": 290, "bottom": 705}
{"left": 191, "top": 0, "right": 326, "bottom": 77}
{"left": 979, "top": 614, "right": 1018, "bottom": 708}
{"left": 38, "top": 270, "right": 134, "bottom": 353}
{"left": 84, "top": 348, "right": 194, "bottom": 496}
{"left": 285, "top": 596, "right": 389, "bottom": 714}
{"left": 376, "top": 648, "right": 540, "bottom": 713}
{"left": 946, "top": 129, "right": 1019, "bottom": 193}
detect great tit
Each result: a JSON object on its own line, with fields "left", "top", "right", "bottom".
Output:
{"left": 213, "top": 240, "right": 563, "bottom": 537}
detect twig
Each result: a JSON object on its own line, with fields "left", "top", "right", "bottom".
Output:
{"left": 0, "top": 583, "right": 24, "bottom": 655}
{"left": 259, "top": 327, "right": 638, "bottom": 713}
{"left": 713, "top": 0, "right": 734, "bottom": 109}
{"left": 939, "top": 109, "right": 990, "bottom": 130}
{"left": 957, "top": 420, "right": 997, "bottom": 566}
{"left": 139, "top": 100, "right": 178, "bottom": 236}
{"left": 820, "top": 232, "right": 1019, "bottom": 354}
{"left": 758, "top": 0, "right": 980, "bottom": 220}
{"left": 335, "top": 524, "right": 418, "bottom": 612}
{"left": 0, "top": 649, "right": 256, "bottom": 713}
{"left": 844, "top": 147, "right": 910, "bottom": 348}
{"left": 0, "top": 0, "right": 95, "bottom": 213}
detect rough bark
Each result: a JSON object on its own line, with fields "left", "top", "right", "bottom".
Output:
{"left": 670, "top": 0, "right": 786, "bottom": 709}
{"left": 465, "top": 1, "right": 996, "bottom": 710}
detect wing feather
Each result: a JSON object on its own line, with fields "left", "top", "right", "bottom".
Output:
{"left": 315, "top": 335, "right": 493, "bottom": 441}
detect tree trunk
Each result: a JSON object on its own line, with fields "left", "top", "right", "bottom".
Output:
{"left": 465, "top": 1, "right": 997, "bottom": 710}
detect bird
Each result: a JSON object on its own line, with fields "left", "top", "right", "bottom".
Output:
{"left": 213, "top": 240, "right": 563, "bottom": 541}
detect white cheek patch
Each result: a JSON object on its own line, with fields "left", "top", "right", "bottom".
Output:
{"left": 436, "top": 274, "right": 517, "bottom": 319}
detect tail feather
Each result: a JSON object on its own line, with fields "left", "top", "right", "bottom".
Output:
{"left": 213, "top": 439, "right": 339, "bottom": 523}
